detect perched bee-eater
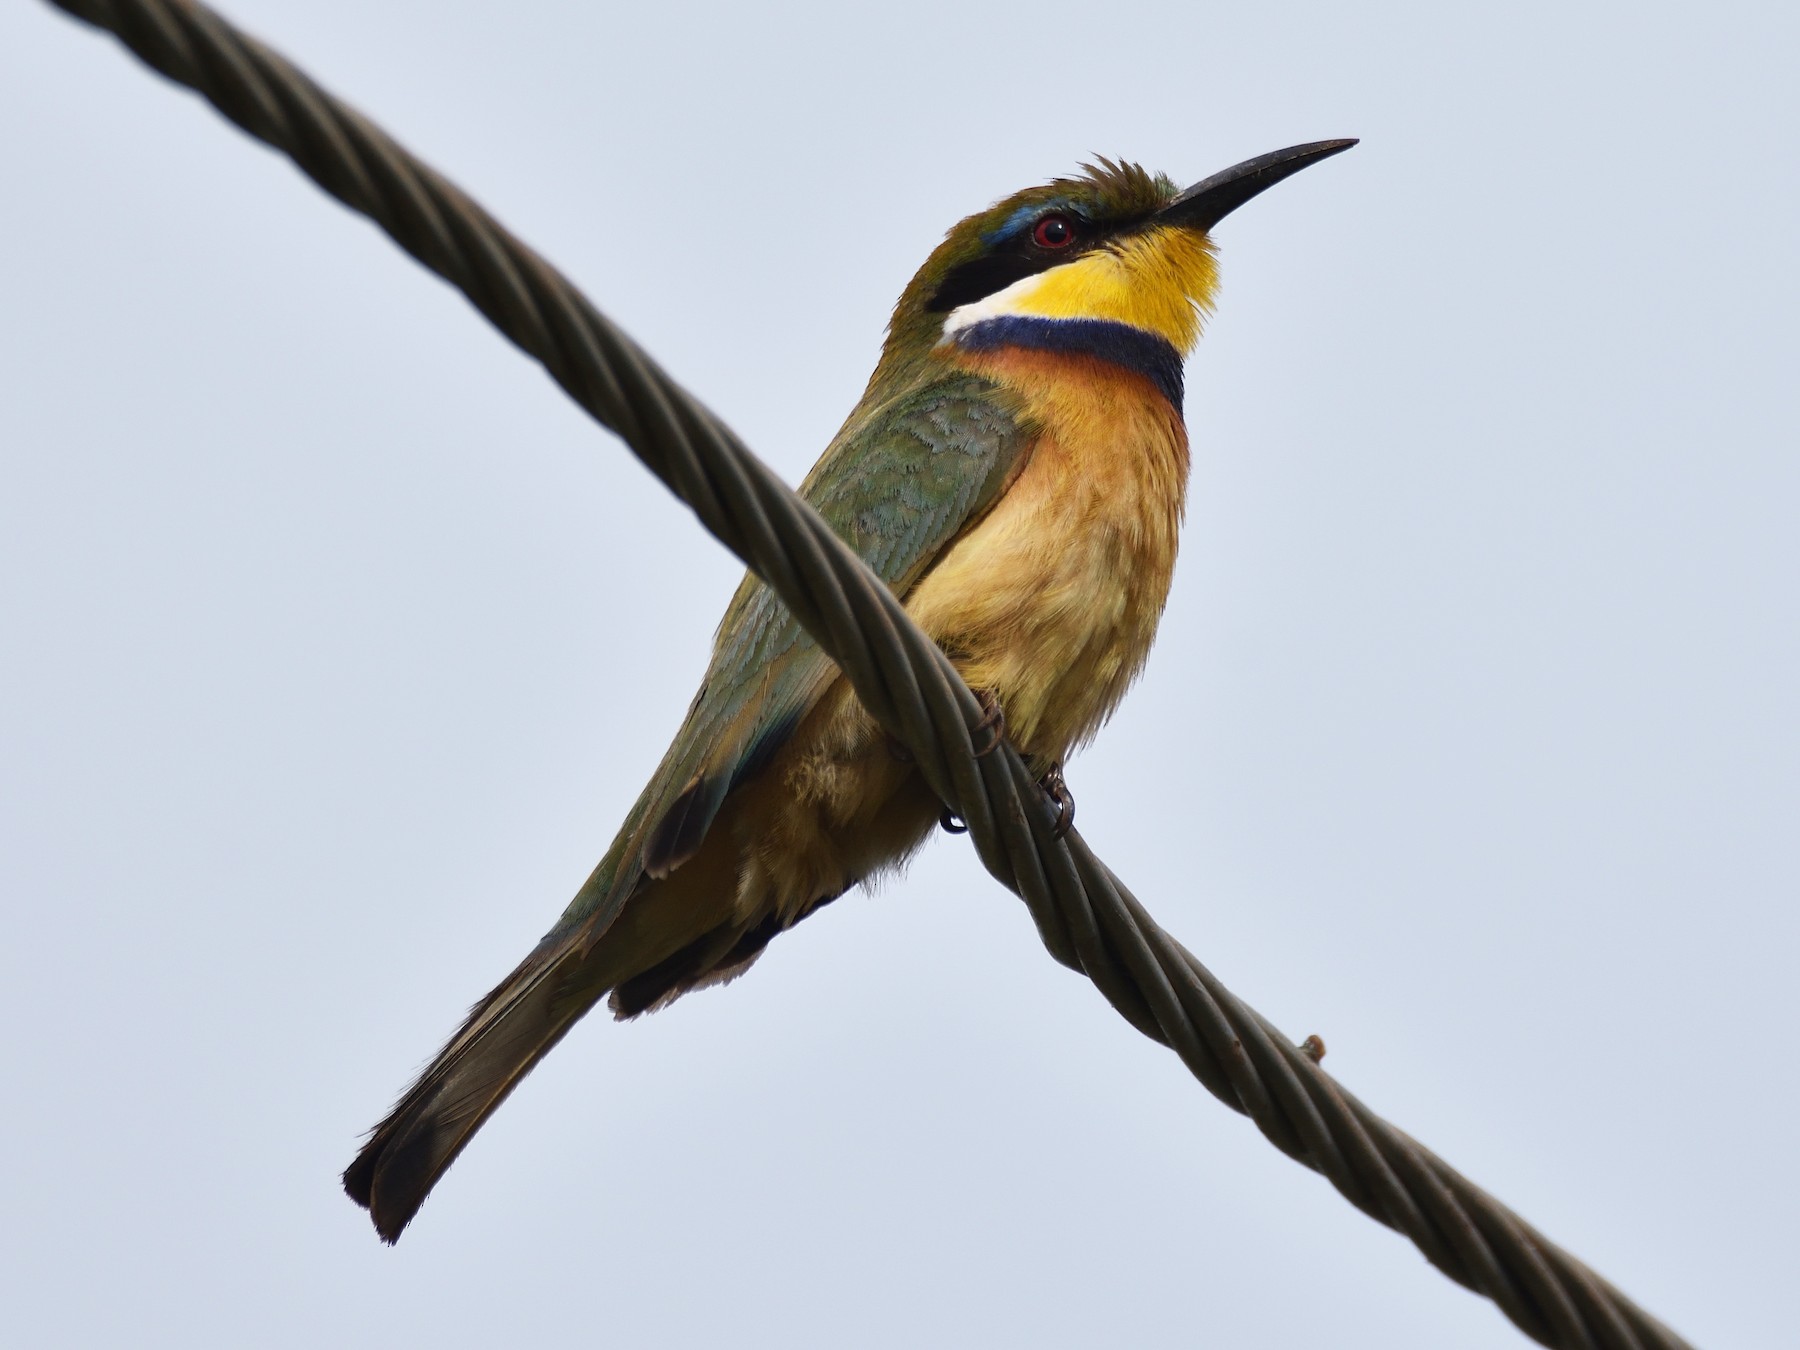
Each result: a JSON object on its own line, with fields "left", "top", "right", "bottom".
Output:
{"left": 345, "top": 139, "right": 1356, "bottom": 1240}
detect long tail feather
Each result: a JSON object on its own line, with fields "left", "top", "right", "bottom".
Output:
{"left": 343, "top": 931, "right": 606, "bottom": 1243}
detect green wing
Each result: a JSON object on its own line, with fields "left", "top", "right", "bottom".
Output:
{"left": 554, "top": 369, "right": 1030, "bottom": 939}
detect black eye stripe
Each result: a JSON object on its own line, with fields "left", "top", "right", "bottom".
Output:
{"left": 924, "top": 254, "right": 1045, "bottom": 313}
{"left": 920, "top": 200, "right": 1171, "bottom": 313}
{"left": 925, "top": 214, "right": 1104, "bottom": 313}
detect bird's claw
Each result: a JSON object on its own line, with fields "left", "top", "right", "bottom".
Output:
{"left": 971, "top": 689, "right": 1006, "bottom": 757}
{"left": 938, "top": 806, "right": 968, "bottom": 834}
{"left": 1038, "top": 763, "right": 1075, "bottom": 839}
{"left": 897, "top": 691, "right": 1003, "bottom": 765}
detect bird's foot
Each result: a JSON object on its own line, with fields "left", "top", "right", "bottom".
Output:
{"left": 893, "top": 690, "right": 1004, "bottom": 767}
{"left": 938, "top": 692, "right": 1009, "bottom": 832}
{"left": 971, "top": 689, "right": 1006, "bottom": 757}
{"left": 1037, "top": 763, "right": 1075, "bottom": 839}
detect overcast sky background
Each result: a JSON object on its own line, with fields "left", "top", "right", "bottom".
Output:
{"left": 4, "top": 2, "right": 1796, "bottom": 1346}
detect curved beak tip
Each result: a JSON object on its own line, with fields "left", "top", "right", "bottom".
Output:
{"left": 1162, "top": 138, "right": 1358, "bottom": 233}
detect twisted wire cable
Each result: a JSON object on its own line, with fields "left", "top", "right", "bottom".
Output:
{"left": 41, "top": 3, "right": 1692, "bottom": 1346}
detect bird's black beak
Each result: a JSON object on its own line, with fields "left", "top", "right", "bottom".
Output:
{"left": 1158, "top": 139, "right": 1357, "bottom": 234}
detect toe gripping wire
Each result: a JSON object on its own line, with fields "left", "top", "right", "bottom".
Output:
{"left": 938, "top": 691, "right": 1005, "bottom": 833}
{"left": 43, "top": 3, "right": 1691, "bottom": 1347}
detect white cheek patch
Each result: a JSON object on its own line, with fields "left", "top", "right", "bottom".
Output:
{"left": 939, "top": 271, "right": 1050, "bottom": 342}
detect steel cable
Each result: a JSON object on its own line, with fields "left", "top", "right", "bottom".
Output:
{"left": 41, "top": 2, "right": 1692, "bottom": 1346}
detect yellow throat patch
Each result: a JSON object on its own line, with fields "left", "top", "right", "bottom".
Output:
{"left": 944, "top": 224, "right": 1220, "bottom": 355}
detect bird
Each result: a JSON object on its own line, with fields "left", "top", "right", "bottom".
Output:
{"left": 344, "top": 139, "right": 1356, "bottom": 1241}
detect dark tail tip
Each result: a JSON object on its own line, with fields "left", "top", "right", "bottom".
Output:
{"left": 343, "top": 1124, "right": 439, "bottom": 1244}
{"left": 342, "top": 1150, "right": 376, "bottom": 1210}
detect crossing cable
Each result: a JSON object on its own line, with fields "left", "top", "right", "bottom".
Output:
{"left": 42, "top": 3, "right": 1691, "bottom": 1347}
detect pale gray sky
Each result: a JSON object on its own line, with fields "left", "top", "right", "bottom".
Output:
{"left": 3, "top": 2, "right": 1795, "bottom": 1346}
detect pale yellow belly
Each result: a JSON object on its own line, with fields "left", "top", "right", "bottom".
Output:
{"left": 905, "top": 347, "right": 1189, "bottom": 764}
{"left": 760, "top": 347, "right": 1190, "bottom": 908}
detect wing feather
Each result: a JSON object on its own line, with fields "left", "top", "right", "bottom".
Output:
{"left": 559, "top": 371, "right": 1030, "bottom": 945}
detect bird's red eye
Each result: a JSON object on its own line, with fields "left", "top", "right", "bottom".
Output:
{"left": 1033, "top": 214, "right": 1076, "bottom": 249}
